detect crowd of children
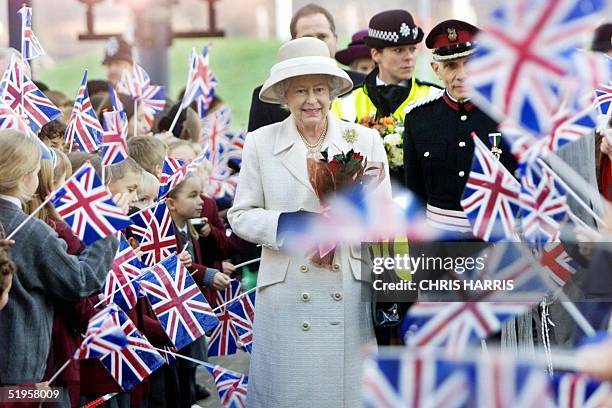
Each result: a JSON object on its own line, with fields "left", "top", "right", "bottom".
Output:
{"left": 0, "top": 72, "right": 248, "bottom": 407}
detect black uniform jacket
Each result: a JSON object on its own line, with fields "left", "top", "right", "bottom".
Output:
{"left": 403, "top": 91, "right": 517, "bottom": 210}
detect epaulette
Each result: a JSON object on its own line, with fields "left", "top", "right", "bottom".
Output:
{"left": 415, "top": 78, "right": 444, "bottom": 89}
{"left": 403, "top": 88, "right": 444, "bottom": 116}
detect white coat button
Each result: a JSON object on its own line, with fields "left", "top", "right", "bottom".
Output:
{"left": 460, "top": 115, "right": 467, "bottom": 121}
{"left": 332, "top": 291, "right": 343, "bottom": 301}
{"left": 424, "top": 151, "right": 430, "bottom": 157}
{"left": 459, "top": 141, "right": 466, "bottom": 147}
{"left": 458, "top": 171, "right": 465, "bottom": 177}
{"left": 332, "top": 263, "right": 340, "bottom": 271}
{"left": 302, "top": 321, "right": 310, "bottom": 331}
{"left": 301, "top": 292, "right": 310, "bottom": 302}
{"left": 299, "top": 264, "right": 308, "bottom": 273}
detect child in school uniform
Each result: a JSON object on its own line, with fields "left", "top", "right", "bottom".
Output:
{"left": 0, "top": 226, "right": 15, "bottom": 311}
{"left": 0, "top": 130, "right": 118, "bottom": 387}
{"left": 133, "top": 171, "right": 160, "bottom": 210}
{"left": 166, "top": 174, "right": 231, "bottom": 407}
{"left": 22, "top": 147, "right": 91, "bottom": 407}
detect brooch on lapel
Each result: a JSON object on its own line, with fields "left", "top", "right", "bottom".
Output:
{"left": 343, "top": 128, "right": 357, "bottom": 144}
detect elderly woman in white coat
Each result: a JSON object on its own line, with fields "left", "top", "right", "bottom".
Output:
{"left": 228, "top": 37, "right": 391, "bottom": 407}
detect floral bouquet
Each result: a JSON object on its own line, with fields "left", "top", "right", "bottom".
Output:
{"left": 359, "top": 116, "right": 404, "bottom": 170}
{"left": 306, "top": 148, "right": 384, "bottom": 268}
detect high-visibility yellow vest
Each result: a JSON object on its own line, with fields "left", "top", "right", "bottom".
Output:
{"left": 331, "top": 77, "right": 439, "bottom": 123}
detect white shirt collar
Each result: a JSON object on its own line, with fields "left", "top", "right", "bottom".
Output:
{"left": 445, "top": 90, "right": 471, "bottom": 104}
{"left": 0, "top": 194, "right": 22, "bottom": 209}
{"left": 177, "top": 224, "right": 188, "bottom": 234}
{"left": 376, "top": 76, "right": 410, "bottom": 87}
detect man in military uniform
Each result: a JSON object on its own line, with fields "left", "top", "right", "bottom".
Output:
{"left": 403, "top": 19, "right": 515, "bottom": 237}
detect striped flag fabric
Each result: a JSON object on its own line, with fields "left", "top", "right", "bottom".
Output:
{"left": 0, "top": 54, "right": 61, "bottom": 132}
{"left": 101, "top": 234, "right": 144, "bottom": 313}
{"left": 65, "top": 70, "right": 104, "bottom": 153}
{"left": 204, "top": 364, "right": 248, "bottom": 408}
{"left": 466, "top": 0, "right": 604, "bottom": 135}
{"left": 460, "top": 134, "right": 521, "bottom": 242}
{"left": 183, "top": 46, "right": 218, "bottom": 119}
{"left": 129, "top": 202, "right": 177, "bottom": 267}
{"left": 139, "top": 254, "right": 219, "bottom": 350}
{"left": 101, "top": 110, "right": 129, "bottom": 166}
{"left": 99, "top": 306, "right": 165, "bottom": 391}
{"left": 18, "top": 6, "right": 45, "bottom": 60}
{"left": 74, "top": 305, "right": 128, "bottom": 360}
{"left": 51, "top": 162, "right": 132, "bottom": 245}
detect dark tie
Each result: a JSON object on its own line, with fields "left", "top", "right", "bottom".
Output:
{"left": 179, "top": 230, "right": 196, "bottom": 261}
{"left": 375, "top": 84, "right": 410, "bottom": 117}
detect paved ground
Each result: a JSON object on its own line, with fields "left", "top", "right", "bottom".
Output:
{"left": 194, "top": 351, "right": 250, "bottom": 407}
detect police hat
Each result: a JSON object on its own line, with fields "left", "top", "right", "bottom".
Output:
{"left": 363, "top": 9, "right": 424, "bottom": 49}
{"left": 591, "top": 23, "right": 612, "bottom": 53}
{"left": 102, "top": 36, "right": 133, "bottom": 65}
{"left": 425, "top": 19, "right": 479, "bottom": 61}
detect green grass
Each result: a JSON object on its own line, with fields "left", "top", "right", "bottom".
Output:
{"left": 37, "top": 37, "right": 283, "bottom": 129}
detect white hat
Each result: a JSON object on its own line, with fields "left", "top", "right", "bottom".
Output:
{"left": 259, "top": 37, "right": 353, "bottom": 104}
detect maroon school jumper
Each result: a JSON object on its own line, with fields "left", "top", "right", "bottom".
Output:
{"left": 198, "top": 195, "right": 233, "bottom": 271}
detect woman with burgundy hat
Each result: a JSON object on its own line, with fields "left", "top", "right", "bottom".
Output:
{"left": 228, "top": 36, "right": 390, "bottom": 407}
{"left": 335, "top": 29, "right": 375, "bottom": 75}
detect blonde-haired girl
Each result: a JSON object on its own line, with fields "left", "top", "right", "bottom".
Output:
{"left": 0, "top": 130, "right": 118, "bottom": 386}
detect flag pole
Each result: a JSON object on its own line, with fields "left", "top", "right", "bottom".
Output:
{"left": 167, "top": 99, "right": 184, "bottom": 135}
{"left": 133, "top": 100, "right": 138, "bottom": 138}
{"left": 536, "top": 158, "right": 606, "bottom": 227}
{"left": 212, "top": 286, "right": 256, "bottom": 313}
{"left": 93, "top": 244, "right": 190, "bottom": 310}
{"left": 154, "top": 346, "right": 246, "bottom": 379}
{"left": 46, "top": 359, "right": 71, "bottom": 385}
{"left": 6, "top": 194, "right": 53, "bottom": 240}
{"left": 80, "top": 393, "right": 118, "bottom": 408}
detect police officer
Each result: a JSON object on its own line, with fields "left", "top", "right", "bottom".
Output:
{"left": 334, "top": 9, "right": 440, "bottom": 122}
{"left": 403, "top": 19, "right": 516, "bottom": 236}
{"left": 332, "top": 9, "right": 441, "bottom": 184}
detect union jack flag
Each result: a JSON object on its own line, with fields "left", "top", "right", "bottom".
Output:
{"left": 474, "top": 353, "right": 553, "bottom": 407}
{"left": 0, "top": 98, "right": 48, "bottom": 161}
{"left": 227, "top": 290, "right": 255, "bottom": 354}
{"left": 183, "top": 47, "right": 218, "bottom": 119}
{"left": 207, "top": 169, "right": 239, "bottom": 201}
{"left": 0, "top": 54, "right": 61, "bottom": 132}
{"left": 101, "top": 110, "right": 128, "bottom": 166}
{"left": 565, "top": 50, "right": 612, "bottom": 111}
{"left": 158, "top": 156, "right": 188, "bottom": 200}
{"left": 18, "top": 6, "right": 44, "bottom": 60}
{"left": 362, "top": 350, "right": 471, "bottom": 408}
{"left": 460, "top": 133, "right": 521, "bottom": 242}
{"left": 466, "top": 0, "right": 604, "bottom": 135}
{"left": 74, "top": 305, "right": 128, "bottom": 360}
{"left": 0, "top": 96, "right": 27, "bottom": 133}
{"left": 200, "top": 106, "right": 232, "bottom": 163}
{"left": 65, "top": 70, "right": 103, "bottom": 153}
{"left": 552, "top": 372, "right": 612, "bottom": 408}
{"left": 119, "top": 63, "right": 165, "bottom": 129}
{"left": 129, "top": 202, "right": 177, "bottom": 266}
{"left": 139, "top": 254, "right": 219, "bottom": 350}
{"left": 401, "top": 244, "right": 548, "bottom": 353}
{"left": 519, "top": 163, "right": 568, "bottom": 247}
{"left": 595, "top": 82, "right": 612, "bottom": 116}
{"left": 108, "top": 83, "right": 125, "bottom": 112}
{"left": 539, "top": 241, "right": 577, "bottom": 287}
{"left": 204, "top": 364, "right": 248, "bottom": 408}
{"left": 101, "top": 234, "right": 144, "bottom": 313}
{"left": 51, "top": 162, "right": 132, "bottom": 245}
{"left": 207, "top": 279, "right": 243, "bottom": 357}
{"left": 99, "top": 306, "right": 165, "bottom": 391}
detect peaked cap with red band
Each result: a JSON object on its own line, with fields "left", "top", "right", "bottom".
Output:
{"left": 425, "top": 19, "right": 479, "bottom": 61}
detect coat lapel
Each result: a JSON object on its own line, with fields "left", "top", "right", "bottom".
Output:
{"left": 273, "top": 115, "right": 316, "bottom": 194}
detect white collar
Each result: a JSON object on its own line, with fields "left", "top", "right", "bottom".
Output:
{"left": 445, "top": 90, "right": 471, "bottom": 104}
{"left": 376, "top": 76, "right": 410, "bottom": 87}
{"left": 177, "top": 224, "right": 188, "bottom": 234}
{"left": 0, "top": 194, "right": 22, "bottom": 209}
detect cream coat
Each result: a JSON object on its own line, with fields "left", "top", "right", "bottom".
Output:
{"left": 228, "top": 111, "right": 391, "bottom": 407}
